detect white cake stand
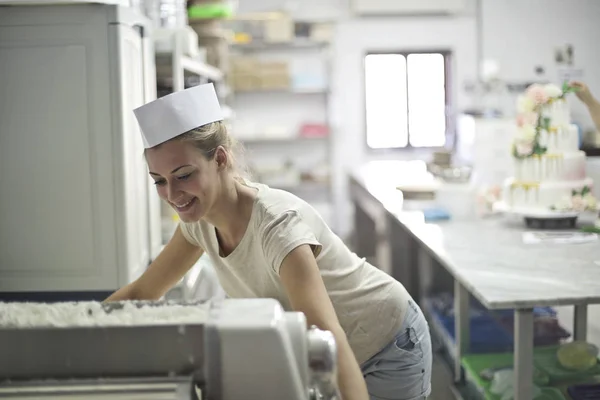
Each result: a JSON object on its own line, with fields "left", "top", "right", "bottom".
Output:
{"left": 493, "top": 201, "right": 580, "bottom": 229}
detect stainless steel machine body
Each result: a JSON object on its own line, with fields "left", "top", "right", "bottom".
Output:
{"left": 0, "top": 298, "right": 339, "bottom": 400}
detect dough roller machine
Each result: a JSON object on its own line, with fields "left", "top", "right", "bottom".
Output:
{"left": 0, "top": 298, "right": 340, "bottom": 399}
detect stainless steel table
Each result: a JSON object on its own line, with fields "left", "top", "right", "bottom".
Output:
{"left": 349, "top": 162, "right": 600, "bottom": 400}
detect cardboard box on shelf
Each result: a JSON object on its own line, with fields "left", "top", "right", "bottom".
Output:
{"left": 259, "top": 73, "right": 290, "bottom": 91}
{"left": 259, "top": 61, "right": 289, "bottom": 75}
{"left": 197, "top": 34, "right": 229, "bottom": 71}
{"left": 231, "top": 57, "right": 260, "bottom": 74}
{"left": 188, "top": 19, "right": 222, "bottom": 36}
{"left": 299, "top": 123, "right": 329, "bottom": 138}
{"left": 231, "top": 74, "right": 261, "bottom": 92}
{"left": 309, "top": 23, "right": 333, "bottom": 43}
{"left": 264, "top": 14, "right": 294, "bottom": 43}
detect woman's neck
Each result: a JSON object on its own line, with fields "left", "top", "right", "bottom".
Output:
{"left": 204, "top": 178, "right": 257, "bottom": 250}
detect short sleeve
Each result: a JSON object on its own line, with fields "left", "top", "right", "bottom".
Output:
{"left": 179, "top": 221, "right": 202, "bottom": 248}
{"left": 261, "top": 210, "right": 322, "bottom": 275}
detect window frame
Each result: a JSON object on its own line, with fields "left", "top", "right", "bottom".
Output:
{"left": 362, "top": 49, "right": 453, "bottom": 153}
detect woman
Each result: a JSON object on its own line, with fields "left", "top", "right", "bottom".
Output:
{"left": 571, "top": 80, "right": 600, "bottom": 133}
{"left": 107, "top": 83, "right": 432, "bottom": 400}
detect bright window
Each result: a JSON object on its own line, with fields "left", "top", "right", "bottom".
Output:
{"left": 365, "top": 52, "right": 448, "bottom": 149}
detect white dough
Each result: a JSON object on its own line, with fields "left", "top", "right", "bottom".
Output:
{"left": 0, "top": 301, "right": 209, "bottom": 328}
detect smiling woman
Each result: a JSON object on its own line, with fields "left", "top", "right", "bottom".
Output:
{"left": 145, "top": 121, "right": 247, "bottom": 223}
{"left": 106, "top": 83, "right": 432, "bottom": 400}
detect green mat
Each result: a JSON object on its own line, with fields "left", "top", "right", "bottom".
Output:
{"left": 461, "top": 346, "right": 600, "bottom": 399}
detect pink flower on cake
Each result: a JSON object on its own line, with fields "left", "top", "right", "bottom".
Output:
{"left": 516, "top": 112, "right": 538, "bottom": 127}
{"left": 526, "top": 84, "right": 549, "bottom": 105}
{"left": 571, "top": 194, "right": 586, "bottom": 212}
{"left": 544, "top": 83, "right": 562, "bottom": 99}
{"left": 515, "top": 140, "right": 534, "bottom": 156}
{"left": 489, "top": 185, "right": 501, "bottom": 198}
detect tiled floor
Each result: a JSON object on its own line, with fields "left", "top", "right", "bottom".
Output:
{"left": 429, "top": 354, "right": 458, "bottom": 399}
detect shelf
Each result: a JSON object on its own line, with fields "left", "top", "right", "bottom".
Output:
{"left": 231, "top": 40, "right": 329, "bottom": 51}
{"left": 241, "top": 136, "right": 327, "bottom": 145}
{"left": 155, "top": 54, "right": 223, "bottom": 81}
{"left": 267, "top": 181, "right": 331, "bottom": 197}
{"left": 180, "top": 56, "right": 223, "bottom": 81}
{"left": 233, "top": 88, "right": 329, "bottom": 95}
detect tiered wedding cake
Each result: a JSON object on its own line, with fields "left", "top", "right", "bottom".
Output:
{"left": 501, "top": 83, "right": 596, "bottom": 214}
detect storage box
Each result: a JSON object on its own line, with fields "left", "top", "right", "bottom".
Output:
{"left": 264, "top": 14, "right": 294, "bottom": 43}
{"left": 259, "top": 61, "right": 288, "bottom": 74}
{"left": 230, "top": 57, "right": 259, "bottom": 74}
{"left": 197, "top": 33, "right": 229, "bottom": 71}
{"left": 188, "top": 19, "right": 222, "bottom": 36}
{"left": 259, "top": 73, "right": 290, "bottom": 91}
{"left": 231, "top": 74, "right": 261, "bottom": 92}
{"left": 309, "top": 23, "right": 333, "bottom": 43}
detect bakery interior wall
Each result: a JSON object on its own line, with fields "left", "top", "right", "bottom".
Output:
{"left": 238, "top": 0, "right": 600, "bottom": 238}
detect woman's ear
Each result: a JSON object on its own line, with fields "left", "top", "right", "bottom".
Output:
{"left": 214, "top": 146, "right": 229, "bottom": 170}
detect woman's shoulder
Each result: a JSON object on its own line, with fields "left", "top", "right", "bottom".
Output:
{"left": 179, "top": 218, "right": 211, "bottom": 247}
{"left": 250, "top": 183, "right": 329, "bottom": 236}
{"left": 252, "top": 183, "right": 309, "bottom": 218}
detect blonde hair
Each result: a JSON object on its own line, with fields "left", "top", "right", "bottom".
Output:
{"left": 175, "top": 121, "right": 249, "bottom": 179}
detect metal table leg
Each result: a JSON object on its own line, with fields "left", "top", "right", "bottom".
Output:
{"left": 574, "top": 304, "right": 588, "bottom": 341}
{"left": 454, "top": 281, "right": 469, "bottom": 383}
{"left": 353, "top": 201, "right": 377, "bottom": 260}
{"left": 514, "top": 309, "right": 534, "bottom": 400}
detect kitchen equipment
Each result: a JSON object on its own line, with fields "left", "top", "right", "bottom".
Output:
{"left": 0, "top": 4, "right": 162, "bottom": 296}
{"left": 0, "top": 298, "right": 340, "bottom": 400}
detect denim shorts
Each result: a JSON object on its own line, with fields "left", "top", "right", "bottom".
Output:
{"left": 360, "top": 299, "right": 433, "bottom": 400}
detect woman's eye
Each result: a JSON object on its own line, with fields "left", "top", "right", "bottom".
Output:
{"left": 177, "top": 173, "right": 192, "bottom": 181}
{"left": 153, "top": 179, "right": 166, "bottom": 186}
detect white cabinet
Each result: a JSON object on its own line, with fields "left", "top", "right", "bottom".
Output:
{"left": 0, "top": 4, "right": 161, "bottom": 297}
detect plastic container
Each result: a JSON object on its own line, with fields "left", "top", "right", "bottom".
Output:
{"left": 427, "top": 293, "right": 569, "bottom": 353}
{"left": 567, "top": 383, "right": 600, "bottom": 400}
{"left": 188, "top": 2, "right": 234, "bottom": 20}
{"left": 557, "top": 342, "right": 599, "bottom": 372}
{"left": 462, "top": 352, "right": 567, "bottom": 400}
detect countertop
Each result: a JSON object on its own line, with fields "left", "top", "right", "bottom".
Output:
{"left": 0, "top": 0, "right": 131, "bottom": 6}
{"left": 350, "top": 161, "right": 600, "bottom": 310}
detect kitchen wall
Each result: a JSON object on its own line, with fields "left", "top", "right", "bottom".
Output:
{"left": 237, "top": 0, "right": 600, "bottom": 236}
{"left": 330, "top": 10, "right": 478, "bottom": 235}
{"left": 481, "top": 0, "right": 600, "bottom": 133}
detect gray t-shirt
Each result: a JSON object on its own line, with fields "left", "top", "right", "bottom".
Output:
{"left": 179, "top": 181, "right": 410, "bottom": 364}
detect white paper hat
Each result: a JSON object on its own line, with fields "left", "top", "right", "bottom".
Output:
{"left": 133, "top": 83, "right": 224, "bottom": 148}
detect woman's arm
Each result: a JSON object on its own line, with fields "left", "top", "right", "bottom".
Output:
{"left": 105, "top": 225, "right": 204, "bottom": 302}
{"left": 279, "top": 244, "right": 369, "bottom": 400}
{"left": 571, "top": 80, "right": 600, "bottom": 133}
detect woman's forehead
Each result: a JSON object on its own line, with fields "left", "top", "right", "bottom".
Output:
{"left": 146, "top": 140, "right": 200, "bottom": 172}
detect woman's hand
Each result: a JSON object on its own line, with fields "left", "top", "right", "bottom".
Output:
{"left": 570, "top": 80, "right": 600, "bottom": 133}
{"left": 105, "top": 226, "right": 204, "bottom": 302}
{"left": 570, "top": 80, "right": 596, "bottom": 105}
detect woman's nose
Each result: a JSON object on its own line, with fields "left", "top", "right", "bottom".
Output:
{"left": 166, "top": 181, "right": 181, "bottom": 202}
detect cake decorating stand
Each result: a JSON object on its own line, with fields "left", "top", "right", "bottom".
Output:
{"left": 493, "top": 201, "right": 579, "bottom": 229}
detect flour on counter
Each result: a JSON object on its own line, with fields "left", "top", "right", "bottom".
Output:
{"left": 0, "top": 301, "right": 209, "bottom": 328}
